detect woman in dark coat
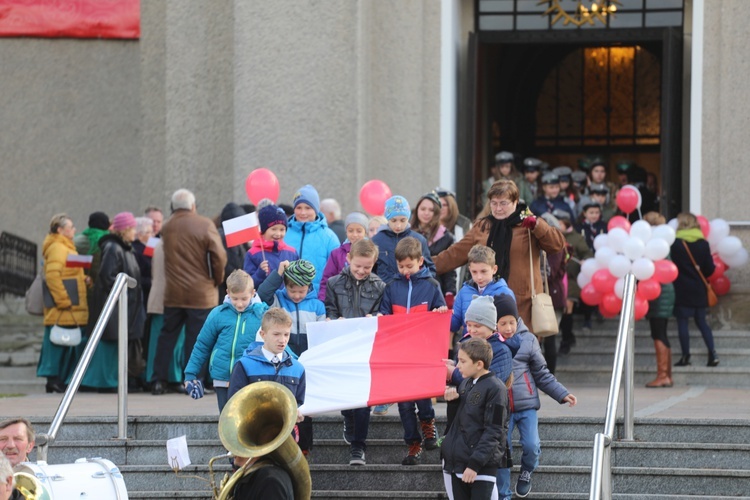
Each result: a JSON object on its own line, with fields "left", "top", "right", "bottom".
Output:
{"left": 670, "top": 212, "right": 718, "bottom": 367}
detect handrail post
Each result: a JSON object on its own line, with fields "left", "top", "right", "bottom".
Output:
{"left": 623, "top": 281, "right": 635, "bottom": 441}
{"left": 117, "top": 281, "right": 129, "bottom": 440}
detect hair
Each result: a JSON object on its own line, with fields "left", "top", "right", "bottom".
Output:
{"left": 49, "top": 213, "right": 71, "bottom": 234}
{"left": 467, "top": 244, "right": 496, "bottom": 266}
{"left": 320, "top": 198, "right": 342, "bottom": 219}
{"left": 394, "top": 237, "right": 423, "bottom": 262}
{"left": 0, "top": 453, "right": 13, "bottom": 487}
{"left": 643, "top": 211, "right": 666, "bottom": 226}
{"left": 676, "top": 212, "right": 699, "bottom": 230}
{"left": 349, "top": 239, "right": 379, "bottom": 261}
{"left": 171, "top": 189, "right": 196, "bottom": 211}
{"left": 439, "top": 194, "right": 460, "bottom": 232}
{"left": 459, "top": 337, "right": 493, "bottom": 371}
{"left": 135, "top": 217, "right": 154, "bottom": 237}
{"left": 0, "top": 418, "right": 35, "bottom": 444}
{"left": 144, "top": 206, "right": 163, "bottom": 216}
{"left": 369, "top": 216, "right": 387, "bottom": 230}
{"left": 262, "top": 307, "right": 293, "bottom": 330}
{"left": 487, "top": 179, "right": 520, "bottom": 204}
{"left": 410, "top": 197, "right": 442, "bottom": 243}
{"left": 226, "top": 269, "right": 254, "bottom": 294}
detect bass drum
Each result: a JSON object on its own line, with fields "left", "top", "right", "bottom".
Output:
{"left": 15, "top": 458, "right": 129, "bottom": 499}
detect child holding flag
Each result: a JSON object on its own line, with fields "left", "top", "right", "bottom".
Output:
{"left": 243, "top": 204, "right": 298, "bottom": 288}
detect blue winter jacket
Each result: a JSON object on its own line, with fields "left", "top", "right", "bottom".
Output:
{"left": 227, "top": 345, "right": 305, "bottom": 406}
{"left": 285, "top": 213, "right": 340, "bottom": 291}
{"left": 529, "top": 195, "right": 576, "bottom": 222}
{"left": 379, "top": 267, "right": 445, "bottom": 315}
{"left": 450, "top": 279, "right": 516, "bottom": 333}
{"left": 451, "top": 332, "right": 520, "bottom": 385}
{"left": 372, "top": 225, "right": 436, "bottom": 284}
{"left": 243, "top": 238, "right": 299, "bottom": 289}
{"left": 184, "top": 301, "right": 269, "bottom": 384}
{"left": 257, "top": 269, "right": 326, "bottom": 356}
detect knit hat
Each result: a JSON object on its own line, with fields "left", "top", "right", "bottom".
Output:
{"left": 465, "top": 295, "right": 497, "bottom": 331}
{"left": 493, "top": 293, "right": 519, "bottom": 321}
{"left": 344, "top": 212, "right": 369, "bottom": 231}
{"left": 258, "top": 204, "right": 287, "bottom": 234}
{"left": 383, "top": 195, "right": 410, "bottom": 221}
{"left": 284, "top": 259, "right": 316, "bottom": 287}
{"left": 111, "top": 212, "right": 136, "bottom": 232}
{"left": 88, "top": 211, "right": 110, "bottom": 231}
{"left": 293, "top": 185, "right": 321, "bottom": 213}
{"left": 418, "top": 191, "right": 441, "bottom": 211}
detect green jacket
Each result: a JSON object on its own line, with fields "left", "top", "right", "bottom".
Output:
{"left": 564, "top": 230, "right": 592, "bottom": 299}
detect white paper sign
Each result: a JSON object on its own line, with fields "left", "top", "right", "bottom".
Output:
{"left": 166, "top": 435, "right": 191, "bottom": 470}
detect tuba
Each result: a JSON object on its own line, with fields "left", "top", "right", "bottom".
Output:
{"left": 212, "top": 381, "right": 312, "bottom": 500}
{"left": 12, "top": 471, "right": 51, "bottom": 500}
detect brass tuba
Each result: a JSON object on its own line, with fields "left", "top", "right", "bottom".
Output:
{"left": 213, "top": 381, "right": 312, "bottom": 500}
{"left": 12, "top": 471, "right": 51, "bottom": 500}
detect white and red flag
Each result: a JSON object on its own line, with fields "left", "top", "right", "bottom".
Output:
{"left": 222, "top": 212, "right": 260, "bottom": 248}
{"left": 143, "top": 237, "right": 160, "bottom": 257}
{"left": 299, "top": 312, "right": 450, "bottom": 415}
{"left": 66, "top": 254, "right": 93, "bottom": 269}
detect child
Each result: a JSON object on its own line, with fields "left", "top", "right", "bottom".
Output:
{"left": 227, "top": 308, "right": 306, "bottom": 467}
{"left": 585, "top": 160, "right": 618, "bottom": 210}
{"left": 243, "top": 204, "right": 299, "bottom": 288}
{"left": 529, "top": 173, "right": 576, "bottom": 222}
{"left": 587, "top": 183, "right": 615, "bottom": 223}
{"left": 372, "top": 195, "right": 436, "bottom": 284}
{"left": 368, "top": 215, "right": 387, "bottom": 239}
{"left": 517, "top": 157, "right": 542, "bottom": 205}
{"left": 318, "top": 212, "right": 370, "bottom": 301}
{"left": 577, "top": 202, "right": 607, "bottom": 251}
{"left": 324, "top": 239, "right": 386, "bottom": 466}
{"left": 183, "top": 270, "right": 268, "bottom": 412}
{"left": 284, "top": 184, "right": 341, "bottom": 291}
{"left": 442, "top": 337, "right": 508, "bottom": 500}
{"left": 378, "top": 237, "right": 447, "bottom": 465}
{"left": 495, "top": 301, "right": 577, "bottom": 500}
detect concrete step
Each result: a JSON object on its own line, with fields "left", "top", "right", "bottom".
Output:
{"left": 557, "top": 347, "right": 750, "bottom": 368}
{"left": 555, "top": 329, "right": 750, "bottom": 350}
{"left": 554, "top": 364, "right": 750, "bottom": 387}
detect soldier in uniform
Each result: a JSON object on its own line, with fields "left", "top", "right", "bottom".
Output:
{"left": 517, "top": 157, "right": 543, "bottom": 206}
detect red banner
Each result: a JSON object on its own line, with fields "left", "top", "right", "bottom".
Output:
{"left": 0, "top": 0, "right": 140, "bottom": 39}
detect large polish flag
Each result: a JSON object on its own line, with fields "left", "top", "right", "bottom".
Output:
{"left": 66, "top": 254, "right": 93, "bottom": 269}
{"left": 222, "top": 213, "right": 260, "bottom": 247}
{"left": 299, "top": 311, "right": 450, "bottom": 415}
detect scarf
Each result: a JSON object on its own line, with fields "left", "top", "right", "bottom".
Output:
{"left": 676, "top": 227, "right": 705, "bottom": 243}
{"left": 82, "top": 227, "right": 109, "bottom": 255}
{"left": 485, "top": 203, "right": 526, "bottom": 281}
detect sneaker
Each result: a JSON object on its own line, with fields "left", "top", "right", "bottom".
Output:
{"left": 372, "top": 404, "right": 392, "bottom": 415}
{"left": 401, "top": 442, "right": 423, "bottom": 465}
{"left": 515, "top": 469, "right": 532, "bottom": 497}
{"left": 349, "top": 446, "right": 366, "bottom": 466}
{"left": 420, "top": 418, "right": 439, "bottom": 450}
{"left": 343, "top": 414, "right": 354, "bottom": 445}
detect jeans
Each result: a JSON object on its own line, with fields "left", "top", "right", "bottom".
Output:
{"left": 675, "top": 306, "right": 714, "bottom": 355}
{"left": 215, "top": 387, "right": 229, "bottom": 413}
{"left": 342, "top": 407, "right": 371, "bottom": 450}
{"left": 496, "top": 409, "right": 540, "bottom": 499}
{"left": 398, "top": 399, "right": 435, "bottom": 444}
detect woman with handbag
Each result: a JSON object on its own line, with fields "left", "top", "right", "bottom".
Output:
{"left": 670, "top": 212, "right": 719, "bottom": 367}
{"left": 37, "top": 214, "right": 89, "bottom": 393}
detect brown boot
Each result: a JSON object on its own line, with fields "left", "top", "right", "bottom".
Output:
{"left": 646, "top": 341, "right": 673, "bottom": 388}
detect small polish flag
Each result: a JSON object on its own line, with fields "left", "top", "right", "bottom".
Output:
{"left": 299, "top": 312, "right": 450, "bottom": 415}
{"left": 66, "top": 254, "right": 93, "bottom": 269}
{"left": 143, "top": 237, "right": 160, "bottom": 257}
{"left": 222, "top": 212, "right": 260, "bottom": 247}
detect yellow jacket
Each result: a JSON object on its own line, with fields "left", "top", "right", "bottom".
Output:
{"left": 43, "top": 233, "right": 89, "bottom": 327}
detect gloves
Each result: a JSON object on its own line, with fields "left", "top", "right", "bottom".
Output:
{"left": 521, "top": 215, "right": 537, "bottom": 230}
{"left": 445, "top": 293, "right": 455, "bottom": 309}
{"left": 186, "top": 380, "right": 204, "bottom": 400}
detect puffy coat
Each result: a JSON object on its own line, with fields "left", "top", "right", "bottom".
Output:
{"left": 42, "top": 233, "right": 88, "bottom": 327}
{"left": 508, "top": 319, "right": 570, "bottom": 413}
{"left": 243, "top": 238, "right": 299, "bottom": 289}
{"left": 427, "top": 226, "right": 457, "bottom": 296}
{"left": 228, "top": 346, "right": 305, "bottom": 406}
{"left": 285, "top": 213, "right": 340, "bottom": 291}
{"left": 451, "top": 332, "right": 519, "bottom": 386}
{"left": 378, "top": 267, "right": 445, "bottom": 315}
{"left": 647, "top": 282, "right": 675, "bottom": 319}
{"left": 530, "top": 195, "right": 575, "bottom": 222}
{"left": 218, "top": 203, "right": 250, "bottom": 298}
{"left": 325, "top": 266, "right": 385, "bottom": 319}
{"left": 372, "top": 226, "right": 436, "bottom": 285}
{"left": 671, "top": 236, "right": 716, "bottom": 309}
{"left": 451, "top": 279, "right": 515, "bottom": 333}
{"left": 184, "top": 301, "right": 268, "bottom": 383}
{"left": 318, "top": 242, "right": 350, "bottom": 301}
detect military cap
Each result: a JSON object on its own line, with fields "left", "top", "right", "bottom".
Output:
{"left": 551, "top": 208, "right": 572, "bottom": 222}
{"left": 577, "top": 158, "right": 592, "bottom": 172}
{"left": 540, "top": 161, "right": 551, "bottom": 172}
{"left": 589, "top": 182, "right": 609, "bottom": 194}
{"left": 616, "top": 160, "right": 635, "bottom": 173}
{"left": 571, "top": 171, "right": 587, "bottom": 184}
{"left": 523, "top": 157, "right": 543, "bottom": 171}
{"left": 552, "top": 166, "right": 572, "bottom": 181}
{"left": 541, "top": 172, "right": 560, "bottom": 185}
{"left": 589, "top": 158, "right": 608, "bottom": 170}
{"left": 495, "top": 151, "right": 514, "bottom": 164}
{"left": 582, "top": 201, "right": 602, "bottom": 212}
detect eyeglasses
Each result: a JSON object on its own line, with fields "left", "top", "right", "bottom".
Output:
{"left": 490, "top": 200, "right": 513, "bottom": 208}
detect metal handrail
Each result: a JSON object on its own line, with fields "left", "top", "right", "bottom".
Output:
{"left": 36, "top": 272, "right": 136, "bottom": 462}
{"left": 589, "top": 273, "right": 637, "bottom": 500}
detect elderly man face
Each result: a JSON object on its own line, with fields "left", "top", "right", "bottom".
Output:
{"left": 0, "top": 421, "right": 34, "bottom": 466}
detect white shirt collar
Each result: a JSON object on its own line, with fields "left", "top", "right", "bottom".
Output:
{"left": 261, "top": 346, "right": 284, "bottom": 363}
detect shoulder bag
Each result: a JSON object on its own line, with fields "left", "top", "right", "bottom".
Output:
{"left": 25, "top": 272, "right": 45, "bottom": 316}
{"left": 50, "top": 310, "right": 82, "bottom": 347}
{"left": 682, "top": 241, "right": 718, "bottom": 307}
{"left": 529, "top": 230, "right": 559, "bottom": 337}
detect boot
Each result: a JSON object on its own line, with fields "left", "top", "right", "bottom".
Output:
{"left": 674, "top": 355, "right": 691, "bottom": 367}
{"left": 646, "top": 341, "right": 673, "bottom": 388}
{"left": 707, "top": 350, "right": 720, "bottom": 367}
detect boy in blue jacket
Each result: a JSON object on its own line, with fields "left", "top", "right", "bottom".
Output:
{"left": 243, "top": 204, "right": 299, "bottom": 288}
{"left": 183, "top": 270, "right": 269, "bottom": 412}
{"left": 378, "top": 237, "right": 447, "bottom": 466}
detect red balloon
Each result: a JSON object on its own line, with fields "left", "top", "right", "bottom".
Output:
{"left": 712, "top": 275, "right": 731, "bottom": 296}
{"left": 710, "top": 255, "right": 727, "bottom": 281}
{"left": 581, "top": 283, "right": 602, "bottom": 306}
{"left": 245, "top": 168, "right": 280, "bottom": 204}
{"left": 637, "top": 278, "right": 661, "bottom": 301}
{"left": 607, "top": 215, "right": 632, "bottom": 232}
{"left": 600, "top": 292, "right": 623, "bottom": 316}
{"left": 616, "top": 187, "right": 640, "bottom": 214}
{"left": 599, "top": 303, "right": 619, "bottom": 318}
{"left": 697, "top": 215, "right": 710, "bottom": 238}
{"left": 591, "top": 269, "right": 617, "bottom": 294}
{"left": 634, "top": 293, "right": 649, "bottom": 320}
{"left": 653, "top": 260, "right": 678, "bottom": 284}
{"left": 359, "top": 180, "right": 392, "bottom": 216}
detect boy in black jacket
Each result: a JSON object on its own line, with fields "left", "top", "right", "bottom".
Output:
{"left": 442, "top": 337, "right": 508, "bottom": 500}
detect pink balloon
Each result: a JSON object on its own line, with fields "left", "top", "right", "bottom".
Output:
{"left": 581, "top": 283, "right": 602, "bottom": 306}
{"left": 616, "top": 187, "right": 640, "bottom": 214}
{"left": 600, "top": 292, "right": 623, "bottom": 316}
{"left": 591, "top": 269, "right": 617, "bottom": 294}
{"left": 245, "top": 168, "right": 280, "bottom": 204}
{"left": 359, "top": 180, "right": 392, "bottom": 216}
{"left": 608, "top": 215, "right": 632, "bottom": 232}
{"left": 712, "top": 275, "right": 731, "bottom": 296}
{"left": 637, "top": 278, "right": 661, "bottom": 301}
{"left": 653, "top": 259, "right": 679, "bottom": 284}
{"left": 697, "top": 215, "right": 710, "bottom": 238}
{"left": 634, "top": 293, "right": 649, "bottom": 320}
{"left": 710, "top": 255, "right": 727, "bottom": 281}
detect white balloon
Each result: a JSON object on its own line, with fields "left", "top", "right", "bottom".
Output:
{"left": 577, "top": 272, "right": 591, "bottom": 289}
{"left": 593, "top": 234, "right": 609, "bottom": 251}
{"left": 607, "top": 228, "right": 629, "bottom": 253}
{"left": 652, "top": 224, "right": 676, "bottom": 246}
{"left": 709, "top": 218, "right": 730, "bottom": 241}
{"left": 581, "top": 258, "right": 601, "bottom": 278}
{"left": 644, "top": 238, "right": 670, "bottom": 261}
{"left": 614, "top": 277, "right": 626, "bottom": 299}
{"left": 630, "top": 220, "right": 652, "bottom": 243}
{"left": 623, "top": 237, "right": 646, "bottom": 261}
{"left": 595, "top": 246, "right": 616, "bottom": 267}
{"left": 632, "top": 258, "right": 655, "bottom": 280}
{"left": 717, "top": 236, "right": 743, "bottom": 259}
{"left": 723, "top": 247, "right": 749, "bottom": 268}
{"left": 667, "top": 218, "right": 678, "bottom": 230}
{"left": 608, "top": 255, "right": 632, "bottom": 278}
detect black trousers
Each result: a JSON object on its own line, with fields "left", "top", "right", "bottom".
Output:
{"left": 649, "top": 317, "right": 670, "bottom": 347}
{"left": 451, "top": 474, "right": 495, "bottom": 500}
{"left": 152, "top": 307, "right": 211, "bottom": 383}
